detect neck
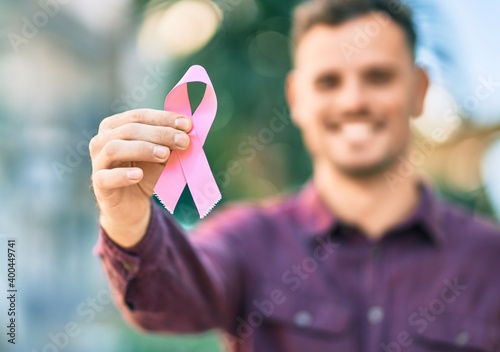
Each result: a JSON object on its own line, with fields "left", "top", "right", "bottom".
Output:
{"left": 313, "top": 157, "right": 421, "bottom": 241}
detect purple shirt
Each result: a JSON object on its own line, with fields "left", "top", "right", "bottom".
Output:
{"left": 94, "top": 180, "right": 500, "bottom": 352}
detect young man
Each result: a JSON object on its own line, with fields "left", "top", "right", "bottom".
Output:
{"left": 90, "top": 0, "right": 500, "bottom": 351}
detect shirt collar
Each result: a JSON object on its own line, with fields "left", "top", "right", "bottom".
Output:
{"left": 292, "top": 178, "right": 446, "bottom": 245}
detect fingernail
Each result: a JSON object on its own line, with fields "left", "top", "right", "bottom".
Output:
{"left": 127, "top": 169, "right": 142, "bottom": 180}
{"left": 175, "top": 133, "right": 189, "bottom": 148}
{"left": 153, "top": 146, "right": 169, "bottom": 158}
{"left": 175, "top": 117, "right": 191, "bottom": 131}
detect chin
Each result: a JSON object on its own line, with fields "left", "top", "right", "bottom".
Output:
{"left": 332, "top": 154, "right": 398, "bottom": 179}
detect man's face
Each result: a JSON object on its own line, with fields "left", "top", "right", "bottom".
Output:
{"left": 287, "top": 13, "right": 428, "bottom": 178}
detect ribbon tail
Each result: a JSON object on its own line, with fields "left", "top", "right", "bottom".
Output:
{"left": 176, "top": 130, "right": 221, "bottom": 218}
{"left": 154, "top": 151, "right": 186, "bottom": 214}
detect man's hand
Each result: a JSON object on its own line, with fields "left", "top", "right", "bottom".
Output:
{"left": 89, "top": 109, "right": 192, "bottom": 248}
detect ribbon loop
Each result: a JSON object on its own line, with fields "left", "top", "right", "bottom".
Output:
{"left": 154, "top": 65, "right": 221, "bottom": 218}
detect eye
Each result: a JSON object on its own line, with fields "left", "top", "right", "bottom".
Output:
{"left": 315, "top": 74, "right": 340, "bottom": 90}
{"left": 365, "top": 69, "right": 395, "bottom": 85}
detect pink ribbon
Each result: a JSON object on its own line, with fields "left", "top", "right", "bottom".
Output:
{"left": 154, "top": 65, "right": 221, "bottom": 218}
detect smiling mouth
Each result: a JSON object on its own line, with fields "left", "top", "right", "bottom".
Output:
{"left": 324, "top": 119, "right": 386, "bottom": 133}
{"left": 323, "top": 120, "right": 387, "bottom": 145}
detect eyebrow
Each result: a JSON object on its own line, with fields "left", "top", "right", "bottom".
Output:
{"left": 312, "top": 63, "right": 399, "bottom": 79}
{"left": 314, "top": 71, "right": 341, "bottom": 80}
{"left": 363, "top": 64, "right": 399, "bottom": 73}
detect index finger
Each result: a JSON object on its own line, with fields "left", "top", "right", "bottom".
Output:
{"left": 99, "top": 109, "right": 192, "bottom": 133}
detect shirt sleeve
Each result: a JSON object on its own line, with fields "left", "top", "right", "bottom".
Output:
{"left": 93, "top": 199, "right": 257, "bottom": 335}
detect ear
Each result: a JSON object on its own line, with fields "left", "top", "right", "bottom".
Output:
{"left": 285, "top": 70, "right": 301, "bottom": 127}
{"left": 411, "top": 66, "right": 430, "bottom": 118}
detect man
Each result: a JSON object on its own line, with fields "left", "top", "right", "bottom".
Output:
{"left": 90, "top": 0, "right": 500, "bottom": 351}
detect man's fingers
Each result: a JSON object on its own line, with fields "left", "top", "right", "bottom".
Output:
{"left": 93, "top": 124, "right": 190, "bottom": 156}
{"left": 99, "top": 109, "right": 192, "bottom": 133}
{"left": 94, "top": 140, "right": 171, "bottom": 170}
{"left": 92, "top": 168, "right": 144, "bottom": 190}
{"left": 90, "top": 109, "right": 192, "bottom": 157}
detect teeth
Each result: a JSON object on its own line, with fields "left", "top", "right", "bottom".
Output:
{"left": 341, "top": 122, "right": 373, "bottom": 143}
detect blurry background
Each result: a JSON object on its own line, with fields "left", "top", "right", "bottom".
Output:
{"left": 0, "top": 0, "right": 499, "bottom": 351}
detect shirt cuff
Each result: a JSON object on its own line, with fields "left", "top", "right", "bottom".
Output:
{"left": 92, "top": 200, "right": 165, "bottom": 291}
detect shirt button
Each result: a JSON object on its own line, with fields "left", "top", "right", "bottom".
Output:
{"left": 293, "top": 310, "right": 312, "bottom": 328}
{"left": 455, "top": 331, "right": 469, "bottom": 346}
{"left": 367, "top": 306, "right": 384, "bottom": 324}
{"left": 121, "top": 261, "right": 133, "bottom": 272}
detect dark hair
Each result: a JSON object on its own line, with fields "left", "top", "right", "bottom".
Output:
{"left": 292, "top": 0, "right": 417, "bottom": 56}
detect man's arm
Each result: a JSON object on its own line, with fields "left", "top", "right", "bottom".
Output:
{"left": 94, "top": 200, "right": 253, "bottom": 334}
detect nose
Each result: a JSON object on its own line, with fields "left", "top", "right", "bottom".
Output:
{"left": 336, "top": 76, "right": 369, "bottom": 117}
